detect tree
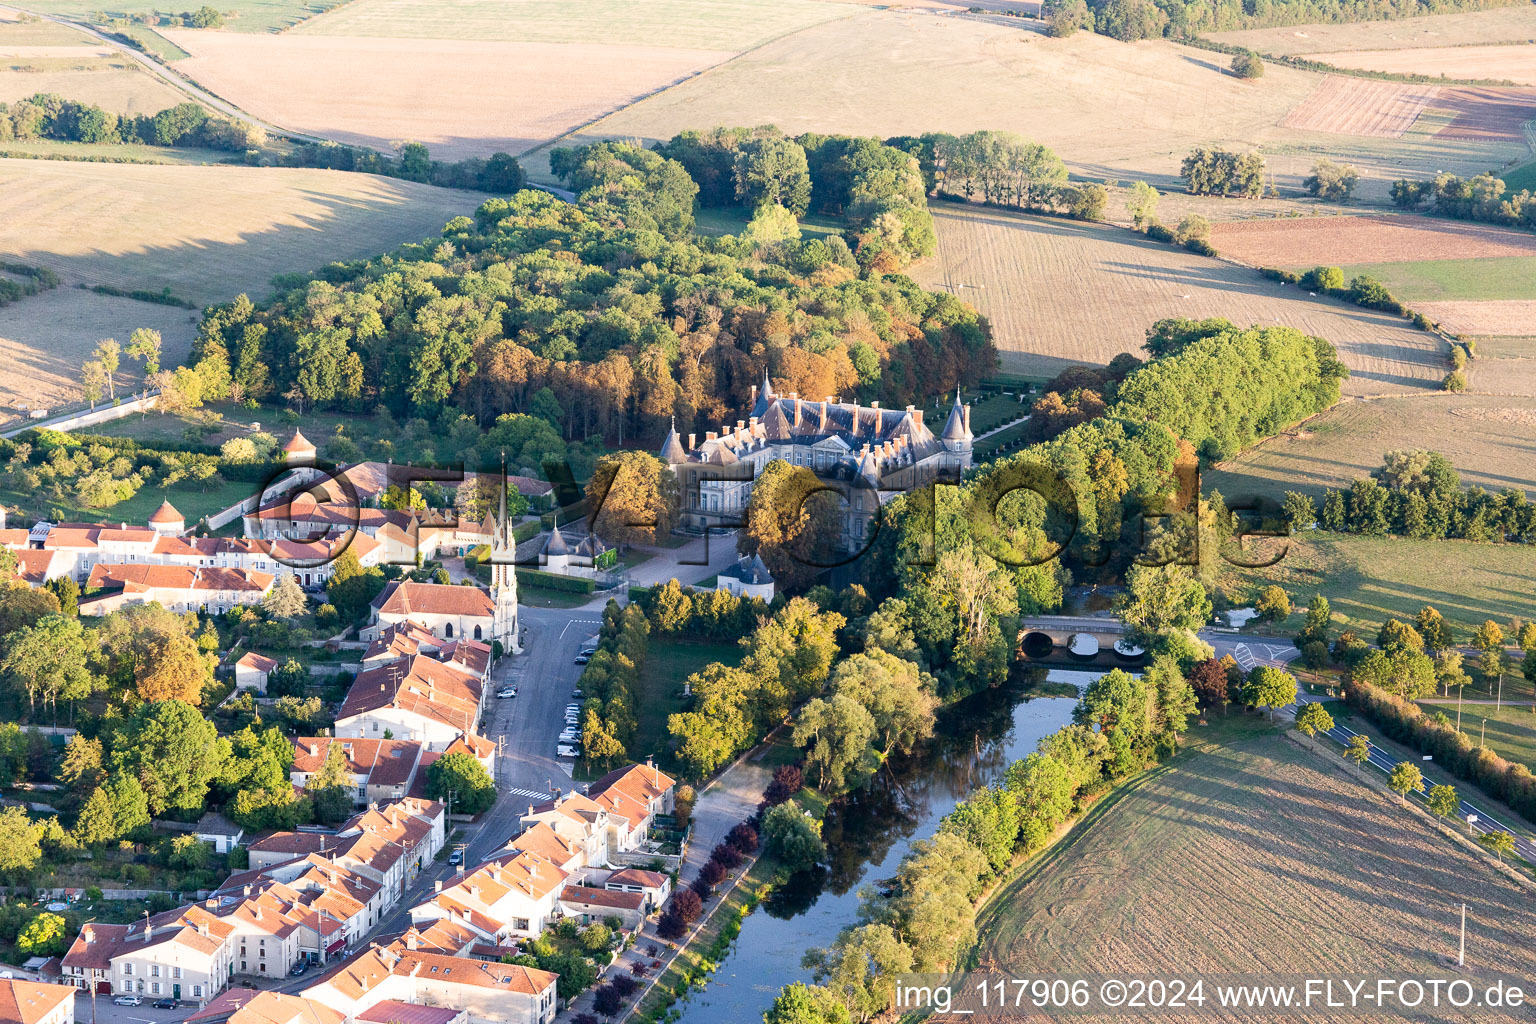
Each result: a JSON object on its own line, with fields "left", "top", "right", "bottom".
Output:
{"left": 1377, "top": 619, "right": 1424, "bottom": 655}
{"left": 940, "top": 786, "right": 1018, "bottom": 876}
{"left": 763, "top": 983, "right": 852, "bottom": 1024}
{"left": 1, "top": 613, "right": 96, "bottom": 715}
{"left": 308, "top": 742, "right": 356, "bottom": 824}
{"left": 112, "top": 700, "right": 227, "bottom": 817}
{"left": 1299, "top": 594, "right": 1330, "bottom": 646}
{"left": 734, "top": 137, "right": 813, "bottom": 216}
{"left": 1044, "top": 0, "right": 1089, "bottom": 35}
{"left": 426, "top": 751, "right": 496, "bottom": 816}
{"left": 1240, "top": 666, "right": 1297, "bottom": 721}
{"left": 1416, "top": 605, "right": 1452, "bottom": 652}
{"left": 762, "top": 802, "right": 826, "bottom": 873}
{"left": 1188, "top": 658, "right": 1229, "bottom": 715}
{"left": 1304, "top": 160, "right": 1359, "bottom": 201}
{"left": 1230, "top": 51, "right": 1264, "bottom": 78}
{"left": 1388, "top": 761, "right": 1423, "bottom": 804}
{"left": 740, "top": 459, "right": 842, "bottom": 590}
{"left": 1117, "top": 564, "right": 1211, "bottom": 647}
{"left": 45, "top": 577, "right": 78, "bottom": 618}
{"left": 263, "top": 573, "right": 308, "bottom": 619}
{"left": 0, "top": 806, "right": 44, "bottom": 876}
{"left": 81, "top": 359, "right": 109, "bottom": 410}
{"left": 1282, "top": 491, "right": 1317, "bottom": 534}
{"left": 802, "top": 923, "right": 913, "bottom": 1023}
{"left": 1472, "top": 619, "right": 1504, "bottom": 655}
{"left": 126, "top": 327, "right": 163, "bottom": 375}
{"left": 1294, "top": 702, "right": 1333, "bottom": 750}
{"left": 1344, "top": 734, "right": 1371, "bottom": 773}
{"left": 1427, "top": 783, "right": 1459, "bottom": 821}
{"left": 1479, "top": 830, "right": 1516, "bottom": 863}
{"left": 93, "top": 338, "right": 120, "bottom": 401}
{"left": 1124, "top": 181, "right": 1158, "bottom": 229}
{"left": 1095, "top": 0, "right": 1167, "bottom": 40}
{"left": 17, "top": 912, "right": 66, "bottom": 956}
{"left": 1255, "top": 585, "right": 1291, "bottom": 625}
{"left": 585, "top": 450, "right": 678, "bottom": 550}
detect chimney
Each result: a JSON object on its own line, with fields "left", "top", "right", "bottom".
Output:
{"left": 793, "top": 398, "right": 803, "bottom": 427}
{"left": 309, "top": 743, "right": 319, "bottom": 757}
{"left": 871, "top": 400, "right": 880, "bottom": 411}
{"left": 434, "top": 881, "right": 442, "bottom": 893}
{"left": 687, "top": 433, "right": 695, "bottom": 450}
{"left": 915, "top": 409, "right": 924, "bottom": 430}
{"left": 749, "top": 384, "right": 757, "bottom": 406}
{"left": 254, "top": 906, "right": 263, "bottom": 921}
{"left": 736, "top": 420, "right": 744, "bottom": 431}
{"left": 705, "top": 431, "right": 717, "bottom": 442}
{"left": 83, "top": 926, "right": 93, "bottom": 944}
{"left": 963, "top": 405, "right": 971, "bottom": 433}
{"left": 405, "top": 933, "right": 417, "bottom": 951}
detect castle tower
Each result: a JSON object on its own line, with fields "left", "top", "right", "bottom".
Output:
{"left": 940, "top": 388, "right": 973, "bottom": 468}
{"left": 490, "top": 462, "right": 521, "bottom": 655}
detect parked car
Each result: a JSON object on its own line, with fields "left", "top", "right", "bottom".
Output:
{"left": 151, "top": 998, "right": 177, "bottom": 1009}
{"left": 574, "top": 654, "right": 590, "bottom": 665}
{"left": 571, "top": 688, "right": 583, "bottom": 698}
{"left": 580, "top": 647, "right": 598, "bottom": 657}
{"left": 289, "top": 962, "right": 309, "bottom": 977}
{"left": 559, "top": 730, "right": 579, "bottom": 742}
{"left": 496, "top": 687, "right": 516, "bottom": 699}
{"left": 114, "top": 996, "right": 141, "bottom": 1007}
{"left": 556, "top": 743, "right": 580, "bottom": 758}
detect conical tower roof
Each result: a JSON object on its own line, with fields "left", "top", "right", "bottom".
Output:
{"left": 658, "top": 418, "right": 687, "bottom": 465}
{"left": 148, "top": 499, "right": 183, "bottom": 525}
{"left": 941, "top": 389, "right": 969, "bottom": 441}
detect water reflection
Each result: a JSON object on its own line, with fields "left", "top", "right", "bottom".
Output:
{"left": 673, "top": 684, "right": 1078, "bottom": 1023}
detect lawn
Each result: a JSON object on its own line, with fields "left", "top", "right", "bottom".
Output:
{"left": 1503, "top": 159, "right": 1536, "bottom": 194}
{"left": 972, "top": 719, "right": 1536, "bottom": 996}
{"left": 1419, "top": 700, "right": 1536, "bottom": 772}
{"left": 1332, "top": 255, "right": 1536, "bottom": 302}
{"left": 1221, "top": 533, "right": 1536, "bottom": 636}
{"left": 0, "top": 475, "right": 252, "bottom": 529}
{"left": 635, "top": 639, "right": 743, "bottom": 769}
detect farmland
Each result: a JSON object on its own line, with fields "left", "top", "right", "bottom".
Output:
{"left": 0, "top": 64, "right": 186, "bottom": 116}
{"left": 15, "top": 0, "right": 358, "bottom": 33}
{"left": 909, "top": 202, "right": 1446, "bottom": 394}
{"left": 1221, "top": 533, "right": 1536, "bottom": 633}
{"left": 1207, "top": 5, "right": 1536, "bottom": 56}
{"left": 0, "top": 159, "right": 478, "bottom": 304}
{"left": 1205, "top": 393, "right": 1536, "bottom": 502}
{"left": 972, "top": 723, "right": 1536, "bottom": 1018}
{"left": 0, "top": 285, "right": 196, "bottom": 427}
{"left": 1281, "top": 75, "right": 1437, "bottom": 138}
{"left": 162, "top": 32, "right": 736, "bottom": 158}
{"left": 288, "top": 0, "right": 853, "bottom": 49}
{"left": 1309, "top": 43, "right": 1536, "bottom": 86}
{"left": 1208, "top": 214, "right": 1536, "bottom": 268}
{"left": 1331, "top": 256, "right": 1536, "bottom": 302}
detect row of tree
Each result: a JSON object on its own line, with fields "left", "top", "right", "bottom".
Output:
{"left": 280, "top": 141, "right": 527, "bottom": 194}
{"left": 1392, "top": 171, "right": 1536, "bottom": 232}
{"left": 0, "top": 94, "right": 262, "bottom": 151}
{"left": 1180, "top": 147, "right": 1268, "bottom": 198}
{"left": 1041, "top": 0, "right": 1507, "bottom": 41}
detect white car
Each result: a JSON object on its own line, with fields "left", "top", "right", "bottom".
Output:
{"left": 114, "top": 996, "right": 142, "bottom": 1006}
{"left": 496, "top": 687, "right": 516, "bottom": 699}
{"left": 556, "top": 743, "right": 580, "bottom": 758}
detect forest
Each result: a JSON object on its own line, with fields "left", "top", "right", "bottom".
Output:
{"left": 178, "top": 131, "right": 997, "bottom": 452}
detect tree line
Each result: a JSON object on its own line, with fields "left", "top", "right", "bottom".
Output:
{"left": 1391, "top": 171, "right": 1536, "bottom": 233}
{"left": 1041, "top": 0, "right": 1511, "bottom": 42}
{"left": 0, "top": 94, "right": 262, "bottom": 151}
{"left": 280, "top": 140, "right": 527, "bottom": 194}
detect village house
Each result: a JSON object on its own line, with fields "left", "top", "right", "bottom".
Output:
{"left": 0, "top": 979, "right": 75, "bottom": 1024}
{"left": 80, "top": 563, "right": 274, "bottom": 616}
{"left": 289, "top": 737, "right": 427, "bottom": 807}
{"left": 333, "top": 644, "right": 489, "bottom": 749}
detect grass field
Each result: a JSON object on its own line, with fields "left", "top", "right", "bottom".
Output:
{"left": 637, "top": 640, "right": 744, "bottom": 771}
{"left": 0, "top": 65, "right": 187, "bottom": 115}
{"left": 1502, "top": 159, "right": 1536, "bottom": 192}
{"left": 1206, "top": 393, "right": 1536, "bottom": 501}
{"left": 0, "top": 139, "right": 234, "bottom": 164}
{"left": 0, "top": 286, "right": 197, "bottom": 427}
{"left": 0, "top": 473, "right": 251, "bottom": 527}
{"left": 910, "top": 202, "right": 1446, "bottom": 394}
{"left": 163, "top": 31, "right": 736, "bottom": 158}
{"left": 1211, "top": 214, "right": 1536, "bottom": 267}
{"left": 1419, "top": 701, "right": 1536, "bottom": 772}
{"left": 0, "top": 13, "right": 97, "bottom": 45}
{"left": 1208, "top": 5, "right": 1536, "bottom": 56}
{"left": 971, "top": 721, "right": 1536, "bottom": 1006}
{"left": 0, "top": 159, "right": 478, "bottom": 303}
{"left": 1332, "top": 256, "right": 1536, "bottom": 302}
{"left": 1309, "top": 43, "right": 1536, "bottom": 86}
{"left": 16, "top": 0, "right": 358, "bottom": 33}
{"left": 1219, "top": 533, "right": 1536, "bottom": 634}
{"left": 288, "top": 0, "right": 852, "bottom": 49}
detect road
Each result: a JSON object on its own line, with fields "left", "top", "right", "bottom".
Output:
{"left": 0, "top": 4, "right": 328, "bottom": 145}
{"left": 1291, "top": 691, "right": 1536, "bottom": 865}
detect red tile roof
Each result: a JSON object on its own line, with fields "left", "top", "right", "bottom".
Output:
{"left": 0, "top": 980, "right": 74, "bottom": 1024}
{"left": 372, "top": 580, "right": 495, "bottom": 619}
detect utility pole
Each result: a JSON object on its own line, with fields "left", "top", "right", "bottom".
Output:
{"left": 1458, "top": 903, "right": 1467, "bottom": 967}
{"left": 1481, "top": 718, "right": 1487, "bottom": 748}
{"left": 1457, "top": 684, "right": 1464, "bottom": 732}
{"left": 1497, "top": 673, "right": 1504, "bottom": 710}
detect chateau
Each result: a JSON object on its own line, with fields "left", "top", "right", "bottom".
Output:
{"left": 660, "top": 372, "right": 975, "bottom": 548}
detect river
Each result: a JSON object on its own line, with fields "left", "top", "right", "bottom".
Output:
{"left": 671, "top": 685, "right": 1079, "bottom": 1023}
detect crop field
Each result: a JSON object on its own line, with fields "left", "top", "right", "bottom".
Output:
{"left": 0, "top": 65, "right": 186, "bottom": 115}
{"left": 0, "top": 12, "right": 96, "bottom": 45}
{"left": 1208, "top": 5, "right": 1536, "bottom": 56}
{"left": 163, "top": 32, "right": 736, "bottom": 158}
{"left": 1415, "top": 301, "right": 1536, "bottom": 337}
{"left": 1309, "top": 43, "right": 1536, "bottom": 86}
{"left": 1221, "top": 533, "right": 1536, "bottom": 634}
{"left": 1434, "top": 86, "right": 1536, "bottom": 143}
{"left": 17, "top": 0, "right": 357, "bottom": 33}
{"left": 0, "top": 159, "right": 478, "bottom": 304}
{"left": 1280, "top": 75, "right": 1438, "bottom": 138}
{"left": 0, "top": 286, "right": 197, "bottom": 427}
{"left": 288, "top": 0, "right": 852, "bottom": 49}
{"left": 1332, "top": 256, "right": 1536, "bottom": 302}
{"left": 1205, "top": 394, "right": 1536, "bottom": 503}
{"left": 910, "top": 202, "right": 1446, "bottom": 394}
{"left": 1209, "top": 214, "right": 1536, "bottom": 268}
{"left": 971, "top": 723, "right": 1536, "bottom": 1020}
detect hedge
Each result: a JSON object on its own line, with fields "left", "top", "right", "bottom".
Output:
{"left": 515, "top": 568, "right": 595, "bottom": 594}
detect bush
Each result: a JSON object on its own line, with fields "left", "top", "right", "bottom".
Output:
{"left": 1304, "top": 160, "right": 1358, "bottom": 201}
{"left": 1301, "top": 265, "right": 1344, "bottom": 292}
{"left": 761, "top": 802, "right": 826, "bottom": 873}
{"left": 611, "top": 973, "right": 641, "bottom": 998}
{"left": 593, "top": 985, "right": 623, "bottom": 1017}
{"left": 1443, "top": 370, "right": 1468, "bottom": 392}
{"left": 1231, "top": 52, "right": 1265, "bottom": 78}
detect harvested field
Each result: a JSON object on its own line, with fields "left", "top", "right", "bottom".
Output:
{"left": 1334, "top": 255, "right": 1536, "bottom": 301}
{"left": 577, "top": 11, "right": 1326, "bottom": 188}
{"left": 0, "top": 159, "right": 478, "bottom": 304}
{"left": 0, "top": 287, "right": 196, "bottom": 428}
{"left": 1210, "top": 213, "right": 1536, "bottom": 267}
{"left": 18, "top": 0, "right": 357, "bottom": 33}
{"left": 910, "top": 202, "right": 1446, "bottom": 394}
{"left": 163, "top": 32, "right": 734, "bottom": 158}
{"left": 972, "top": 724, "right": 1536, "bottom": 1024}
{"left": 288, "top": 0, "right": 852, "bottom": 49}
{"left": 1309, "top": 43, "right": 1536, "bottom": 86}
{"left": 1209, "top": 5, "right": 1536, "bottom": 56}
{"left": 1281, "top": 75, "right": 1438, "bottom": 138}
{"left": 1204, "top": 394, "right": 1536, "bottom": 501}
{"left": 0, "top": 65, "right": 186, "bottom": 116}
{"left": 1415, "top": 300, "right": 1536, "bottom": 335}
{"left": 1434, "top": 85, "right": 1536, "bottom": 142}
{"left": 1219, "top": 533, "right": 1536, "bottom": 632}
{"left": 0, "top": 13, "right": 91, "bottom": 45}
